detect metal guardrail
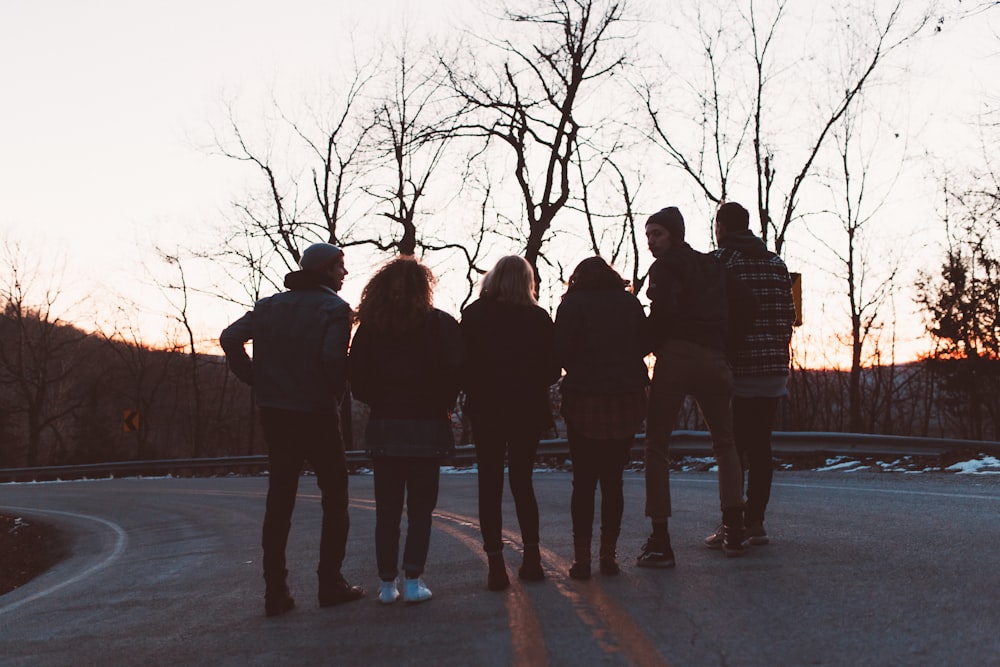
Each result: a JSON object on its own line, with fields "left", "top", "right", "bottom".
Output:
{"left": 1, "top": 431, "right": 997, "bottom": 483}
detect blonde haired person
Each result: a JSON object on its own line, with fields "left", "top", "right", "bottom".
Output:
{"left": 460, "top": 255, "right": 560, "bottom": 591}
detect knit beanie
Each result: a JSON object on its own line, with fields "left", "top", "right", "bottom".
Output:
{"left": 300, "top": 243, "right": 344, "bottom": 271}
{"left": 646, "top": 207, "right": 685, "bottom": 241}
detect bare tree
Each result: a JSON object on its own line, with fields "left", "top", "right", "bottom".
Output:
{"left": 212, "top": 57, "right": 381, "bottom": 286}
{"left": 444, "top": 0, "right": 630, "bottom": 281}
{"left": 808, "top": 103, "right": 904, "bottom": 431}
{"left": 366, "top": 40, "right": 462, "bottom": 257}
{"left": 155, "top": 249, "right": 209, "bottom": 457}
{"left": 0, "top": 241, "right": 87, "bottom": 466}
{"left": 640, "top": 0, "right": 939, "bottom": 253}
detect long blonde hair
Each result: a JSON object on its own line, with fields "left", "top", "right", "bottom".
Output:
{"left": 480, "top": 255, "right": 537, "bottom": 305}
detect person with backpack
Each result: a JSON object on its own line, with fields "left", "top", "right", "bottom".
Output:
{"left": 636, "top": 207, "right": 756, "bottom": 568}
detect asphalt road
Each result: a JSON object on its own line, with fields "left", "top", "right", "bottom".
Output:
{"left": 1, "top": 470, "right": 998, "bottom": 666}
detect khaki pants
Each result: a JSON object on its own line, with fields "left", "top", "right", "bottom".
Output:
{"left": 644, "top": 339, "right": 744, "bottom": 520}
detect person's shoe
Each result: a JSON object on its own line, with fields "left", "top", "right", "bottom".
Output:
{"left": 319, "top": 580, "right": 366, "bottom": 607}
{"left": 378, "top": 579, "right": 400, "bottom": 605}
{"left": 487, "top": 552, "right": 510, "bottom": 591}
{"left": 402, "top": 577, "right": 433, "bottom": 604}
{"left": 703, "top": 524, "right": 725, "bottom": 550}
{"left": 599, "top": 556, "right": 621, "bottom": 576}
{"left": 745, "top": 521, "right": 770, "bottom": 545}
{"left": 635, "top": 538, "right": 676, "bottom": 568}
{"left": 518, "top": 544, "right": 545, "bottom": 581}
{"left": 722, "top": 511, "right": 747, "bottom": 558}
{"left": 264, "top": 588, "right": 295, "bottom": 617}
{"left": 568, "top": 561, "right": 591, "bottom": 580}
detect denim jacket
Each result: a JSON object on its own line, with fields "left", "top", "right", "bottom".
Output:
{"left": 220, "top": 270, "right": 351, "bottom": 415}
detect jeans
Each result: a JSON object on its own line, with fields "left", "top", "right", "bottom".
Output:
{"left": 373, "top": 456, "right": 440, "bottom": 580}
{"left": 474, "top": 426, "right": 541, "bottom": 553}
{"left": 733, "top": 396, "right": 779, "bottom": 524}
{"left": 259, "top": 407, "right": 349, "bottom": 584}
{"left": 644, "top": 339, "right": 744, "bottom": 520}
{"left": 568, "top": 428, "right": 631, "bottom": 544}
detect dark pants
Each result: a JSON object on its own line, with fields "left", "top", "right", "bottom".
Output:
{"left": 259, "top": 407, "right": 349, "bottom": 585}
{"left": 373, "top": 456, "right": 440, "bottom": 581}
{"left": 474, "top": 426, "right": 541, "bottom": 553}
{"left": 568, "top": 428, "right": 631, "bottom": 544}
{"left": 733, "top": 396, "right": 779, "bottom": 524}
{"left": 645, "top": 340, "right": 743, "bottom": 520}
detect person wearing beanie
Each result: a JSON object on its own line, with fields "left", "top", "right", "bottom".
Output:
{"left": 220, "top": 241, "right": 365, "bottom": 616}
{"left": 702, "top": 202, "right": 795, "bottom": 549}
{"left": 637, "top": 206, "right": 756, "bottom": 568}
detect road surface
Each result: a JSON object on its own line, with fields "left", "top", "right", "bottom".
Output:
{"left": 1, "top": 471, "right": 998, "bottom": 666}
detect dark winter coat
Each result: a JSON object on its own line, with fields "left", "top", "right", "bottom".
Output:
{"left": 554, "top": 289, "right": 650, "bottom": 396}
{"left": 348, "top": 309, "right": 463, "bottom": 458}
{"left": 460, "top": 299, "right": 560, "bottom": 433}
{"left": 647, "top": 243, "right": 757, "bottom": 355}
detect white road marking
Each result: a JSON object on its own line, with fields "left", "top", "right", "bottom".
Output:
{"left": 0, "top": 506, "right": 129, "bottom": 616}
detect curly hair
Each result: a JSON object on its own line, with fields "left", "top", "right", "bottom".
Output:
{"left": 355, "top": 257, "right": 436, "bottom": 335}
{"left": 565, "top": 256, "right": 628, "bottom": 294}
{"left": 480, "top": 255, "right": 537, "bottom": 305}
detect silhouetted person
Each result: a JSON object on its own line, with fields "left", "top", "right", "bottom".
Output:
{"left": 348, "top": 257, "right": 463, "bottom": 605}
{"left": 555, "top": 256, "right": 650, "bottom": 580}
{"left": 703, "top": 202, "right": 795, "bottom": 549}
{"left": 637, "top": 207, "right": 755, "bottom": 568}
{"left": 461, "top": 255, "right": 560, "bottom": 591}
{"left": 220, "top": 242, "right": 364, "bottom": 617}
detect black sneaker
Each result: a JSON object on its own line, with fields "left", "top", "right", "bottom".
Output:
{"left": 722, "top": 523, "right": 747, "bottom": 558}
{"left": 635, "top": 539, "right": 676, "bottom": 568}
{"left": 319, "top": 581, "right": 366, "bottom": 607}
{"left": 264, "top": 587, "right": 295, "bottom": 617}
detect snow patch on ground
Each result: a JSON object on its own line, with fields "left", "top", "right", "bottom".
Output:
{"left": 945, "top": 455, "right": 1000, "bottom": 474}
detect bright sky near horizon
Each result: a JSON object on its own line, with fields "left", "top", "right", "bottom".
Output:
{"left": 2, "top": 1, "right": 998, "bottom": 367}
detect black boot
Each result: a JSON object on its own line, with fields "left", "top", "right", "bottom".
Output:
{"left": 487, "top": 551, "right": 510, "bottom": 591}
{"left": 318, "top": 571, "right": 366, "bottom": 607}
{"left": 722, "top": 506, "right": 746, "bottom": 558}
{"left": 518, "top": 543, "right": 545, "bottom": 581}
{"left": 264, "top": 570, "right": 295, "bottom": 617}
{"left": 598, "top": 534, "right": 620, "bottom": 576}
{"left": 569, "top": 537, "right": 591, "bottom": 580}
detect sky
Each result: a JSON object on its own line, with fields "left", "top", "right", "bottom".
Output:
{"left": 2, "top": 1, "right": 998, "bottom": 366}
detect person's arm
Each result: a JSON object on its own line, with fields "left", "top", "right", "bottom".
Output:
{"left": 538, "top": 310, "right": 562, "bottom": 387}
{"left": 219, "top": 311, "right": 254, "bottom": 385}
{"left": 725, "top": 268, "right": 760, "bottom": 354}
{"left": 438, "top": 312, "right": 465, "bottom": 412}
{"left": 776, "top": 264, "right": 797, "bottom": 344}
{"left": 347, "top": 324, "right": 374, "bottom": 406}
{"left": 553, "top": 299, "right": 580, "bottom": 373}
{"left": 322, "top": 303, "right": 352, "bottom": 397}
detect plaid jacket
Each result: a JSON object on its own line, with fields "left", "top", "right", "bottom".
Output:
{"left": 713, "top": 232, "right": 795, "bottom": 377}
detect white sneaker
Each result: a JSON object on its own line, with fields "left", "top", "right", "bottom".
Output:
{"left": 378, "top": 579, "right": 399, "bottom": 605}
{"left": 402, "top": 577, "right": 432, "bottom": 604}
